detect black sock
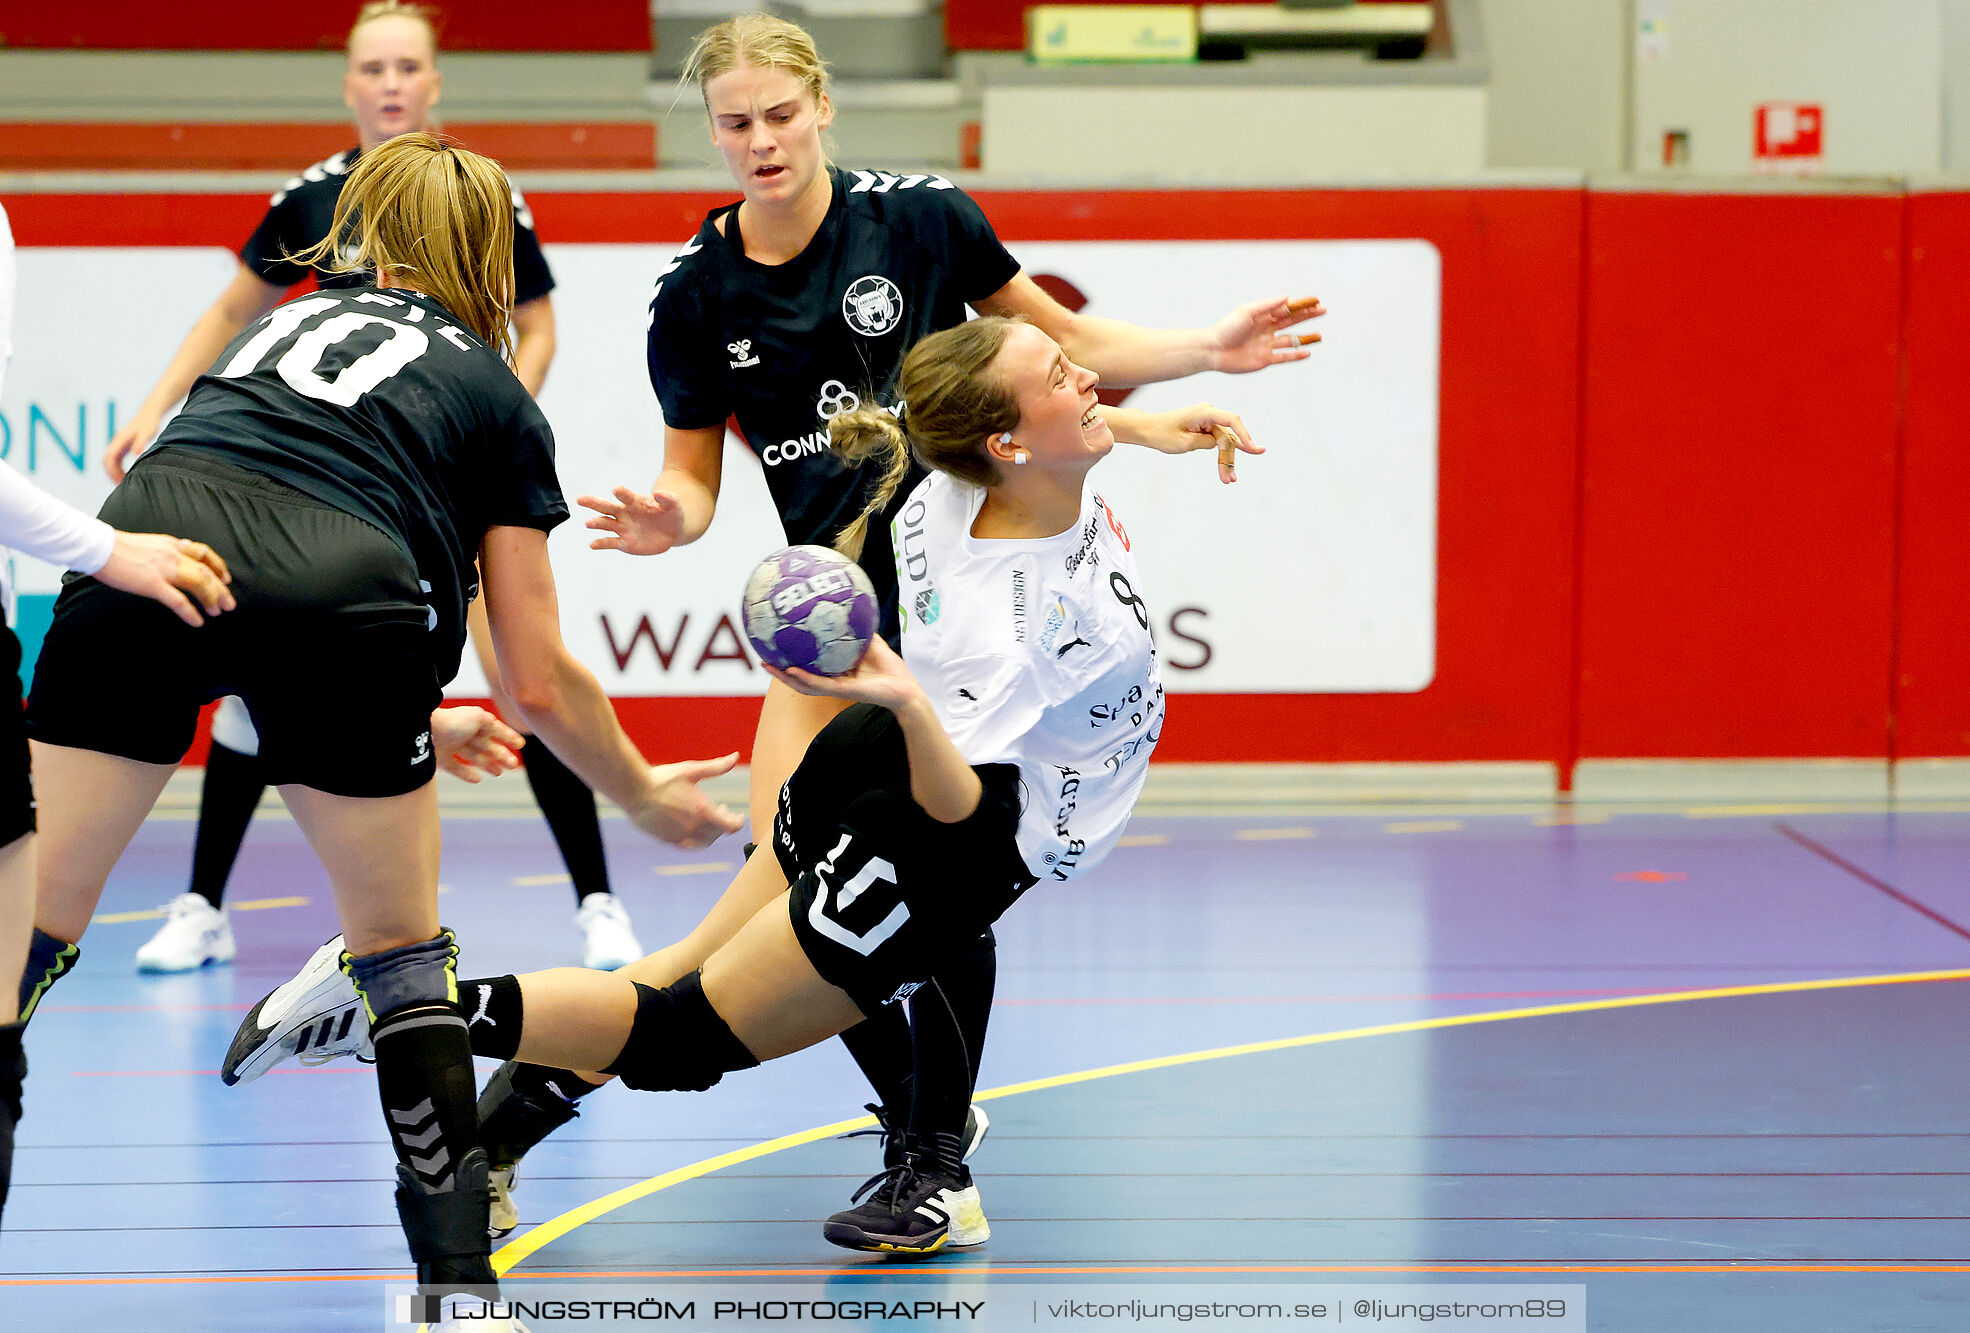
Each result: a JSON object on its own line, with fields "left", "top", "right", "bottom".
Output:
{"left": 905, "top": 979, "right": 977, "bottom": 1177}
{"left": 16, "top": 928, "right": 79, "bottom": 1025}
{"left": 371, "top": 1003, "right": 492, "bottom": 1285}
{"left": 906, "top": 932, "right": 996, "bottom": 1169}
{"left": 475, "top": 1060, "right": 595, "bottom": 1172}
{"left": 521, "top": 742, "right": 611, "bottom": 906}
{"left": 837, "top": 1006, "right": 915, "bottom": 1164}
{"left": 188, "top": 740, "right": 267, "bottom": 909}
{"left": 457, "top": 975, "right": 523, "bottom": 1061}
{"left": 0, "top": 1021, "right": 22, "bottom": 1224}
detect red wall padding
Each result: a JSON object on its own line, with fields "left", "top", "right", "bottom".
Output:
{"left": 1574, "top": 191, "right": 1904, "bottom": 759}
{"left": 13, "top": 183, "right": 1965, "bottom": 770}
{"left": 0, "top": 2, "right": 648, "bottom": 52}
{"left": 1895, "top": 193, "right": 1970, "bottom": 758}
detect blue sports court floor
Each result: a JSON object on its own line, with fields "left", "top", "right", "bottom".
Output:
{"left": 4, "top": 789, "right": 1969, "bottom": 1330}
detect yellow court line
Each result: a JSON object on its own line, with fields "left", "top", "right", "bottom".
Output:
{"left": 510, "top": 873, "right": 572, "bottom": 887}
{"left": 655, "top": 862, "right": 737, "bottom": 877}
{"left": 496, "top": 966, "right": 1970, "bottom": 1275}
{"left": 1116, "top": 834, "right": 1170, "bottom": 848}
{"left": 91, "top": 895, "right": 310, "bottom": 926}
{"left": 1232, "top": 828, "right": 1314, "bottom": 841}
{"left": 1384, "top": 820, "right": 1465, "bottom": 834}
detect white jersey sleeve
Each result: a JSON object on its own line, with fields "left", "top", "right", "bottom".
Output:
{"left": 0, "top": 465, "right": 115, "bottom": 577}
{"left": 0, "top": 203, "right": 117, "bottom": 589}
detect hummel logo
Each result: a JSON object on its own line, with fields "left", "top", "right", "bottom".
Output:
{"left": 411, "top": 731, "right": 432, "bottom": 765}
{"left": 727, "top": 338, "right": 761, "bottom": 369}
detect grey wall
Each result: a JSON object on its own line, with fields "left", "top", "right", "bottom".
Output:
{"left": 1477, "top": 0, "right": 1627, "bottom": 172}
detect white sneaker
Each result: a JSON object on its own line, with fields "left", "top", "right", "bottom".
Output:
{"left": 574, "top": 894, "right": 642, "bottom": 971}
{"left": 134, "top": 894, "right": 236, "bottom": 974}
{"left": 221, "top": 935, "right": 372, "bottom": 1086}
{"left": 488, "top": 1165, "right": 520, "bottom": 1239}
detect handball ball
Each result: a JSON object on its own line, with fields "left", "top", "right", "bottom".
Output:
{"left": 742, "top": 545, "right": 879, "bottom": 676}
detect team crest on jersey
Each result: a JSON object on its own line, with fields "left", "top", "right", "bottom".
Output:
{"left": 727, "top": 338, "right": 761, "bottom": 369}
{"left": 842, "top": 276, "right": 903, "bottom": 337}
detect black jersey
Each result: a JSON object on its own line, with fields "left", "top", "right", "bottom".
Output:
{"left": 143, "top": 285, "right": 566, "bottom": 680}
{"left": 240, "top": 147, "right": 555, "bottom": 303}
{"left": 646, "top": 167, "right": 1021, "bottom": 627}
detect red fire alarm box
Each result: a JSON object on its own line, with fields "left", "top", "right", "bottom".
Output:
{"left": 1754, "top": 102, "right": 1823, "bottom": 168}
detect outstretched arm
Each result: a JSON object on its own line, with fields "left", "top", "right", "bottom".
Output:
{"left": 974, "top": 272, "right": 1322, "bottom": 387}
{"left": 578, "top": 422, "right": 726, "bottom": 555}
{"left": 510, "top": 294, "right": 557, "bottom": 397}
{"left": 481, "top": 524, "right": 742, "bottom": 847}
{"left": 104, "top": 263, "right": 288, "bottom": 480}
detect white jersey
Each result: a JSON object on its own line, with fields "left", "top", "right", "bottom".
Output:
{"left": 893, "top": 470, "right": 1164, "bottom": 884}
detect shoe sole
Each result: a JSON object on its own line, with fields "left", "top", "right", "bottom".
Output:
{"left": 136, "top": 937, "right": 237, "bottom": 974}
{"left": 821, "top": 1186, "right": 989, "bottom": 1255}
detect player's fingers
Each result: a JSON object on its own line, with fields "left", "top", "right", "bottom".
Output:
{"left": 1275, "top": 331, "right": 1321, "bottom": 348}
{"left": 590, "top": 536, "right": 624, "bottom": 551}
{"left": 173, "top": 560, "right": 234, "bottom": 615}
{"left": 1285, "top": 295, "right": 1324, "bottom": 315}
{"left": 156, "top": 580, "right": 205, "bottom": 628}
{"left": 576, "top": 493, "right": 623, "bottom": 517}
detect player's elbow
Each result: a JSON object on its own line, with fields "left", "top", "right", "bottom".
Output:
{"left": 503, "top": 658, "right": 569, "bottom": 731}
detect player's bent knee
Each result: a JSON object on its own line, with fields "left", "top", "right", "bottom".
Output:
{"left": 603, "top": 970, "right": 760, "bottom": 1093}
{"left": 345, "top": 931, "right": 458, "bottom": 1023}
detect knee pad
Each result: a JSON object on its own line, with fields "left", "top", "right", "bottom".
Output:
{"left": 346, "top": 931, "right": 458, "bottom": 1023}
{"left": 603, "top": 970, "right": 760, "bottom": 1093}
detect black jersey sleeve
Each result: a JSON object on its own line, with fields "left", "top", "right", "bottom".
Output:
{"left": 238, "top": 190, "right": 314, "bottom": 290}
{"left": 511, "top": 187, "right": 556, "bottom": 305}
{"left": 480, "top": 397, "right": 570, "bottom": 534}
{"left": 645, "top": 239, "right": 729, "bottom": 432}
{"left": 934, "top": 184, "right": 1022, "bottom": 305}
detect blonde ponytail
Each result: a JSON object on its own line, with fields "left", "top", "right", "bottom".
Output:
{"left": 827, "top": 405, "right": 912, "bottom": 561}
{"left": 826, "top": 317, "right": 1027, "bottom": 558}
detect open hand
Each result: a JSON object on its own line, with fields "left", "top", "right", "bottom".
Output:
{"left": 632, "top": 752, "right": 744, "bottom": 849}
{"left": 762, "top": 636, "right": 924, "bottom": 713}
{"left": 103, "top": 413, "right": 163, "bottom": 482}
{"left": 94, "top": 532, "right": 234, "bottom": 626}
{"left": 430, "top": 706, "right": 525, "bottom": 782}
{"left": 1206, "top": 295, "right": 1324, "bottom": 374}
{"left": 578, "top": 485, "right": 687, "bottom": 556}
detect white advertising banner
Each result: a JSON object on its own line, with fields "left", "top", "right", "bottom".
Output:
{"left": 0, "top": 239, "right": 1438, "bottom": 695}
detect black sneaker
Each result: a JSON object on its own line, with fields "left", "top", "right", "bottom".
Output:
{"left": 822, "top": 1162, "right": 990, "bottom": 1255}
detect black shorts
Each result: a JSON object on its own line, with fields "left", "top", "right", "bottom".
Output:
{"left": 0, "top": 627, "right": 34, "bottom": 846}
{"left": 24, "top": 453, "right": 444, "bottom": 799}
{"left": 775, "top": 703, "right": 1031, "bottom": 1013}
